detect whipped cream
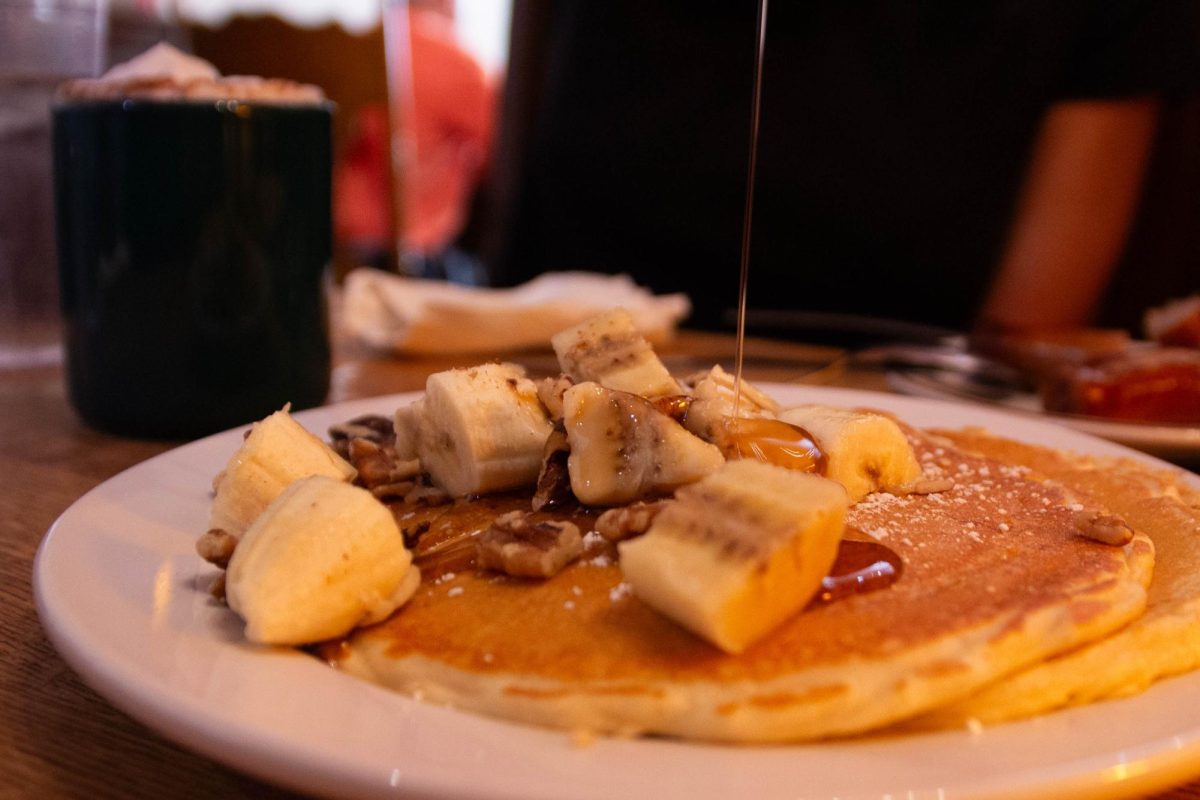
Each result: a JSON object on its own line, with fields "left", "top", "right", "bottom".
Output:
{"left": 59, "top": 42, "right": 325, "bottom": 104}
{"left": 100, "top": 42, "right": 220, "bottom": 84}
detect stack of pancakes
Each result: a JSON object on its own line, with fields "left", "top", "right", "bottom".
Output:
{"left": 328, "top": 427, "right": 1200, "bottom": 742}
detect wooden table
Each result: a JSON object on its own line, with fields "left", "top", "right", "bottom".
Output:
{"left": 3, "top": 331, "right": 1198, "bottom": 799}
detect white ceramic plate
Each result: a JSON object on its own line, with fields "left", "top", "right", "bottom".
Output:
{"left": 886, "top": 369, "right": 1200, "bottom": 462}
{"left": 34, "top": 387, "right": 1200, "bottom": 800}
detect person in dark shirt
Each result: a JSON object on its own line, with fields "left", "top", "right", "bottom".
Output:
{"left": 487, "top": 1, "right": 1199, "bottom": 337}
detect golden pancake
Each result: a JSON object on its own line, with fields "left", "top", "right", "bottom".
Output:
{"left": 328, "top": 429, "right": 1153, "bottom": 742}
{"left": 908, "top": 430, "right": 1200, "bottom": 728}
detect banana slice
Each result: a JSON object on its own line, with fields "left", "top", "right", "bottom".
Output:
{"left": 226, "top": 475, "right": 419, "bottom": 645}
{"left": 563, "top": 381, "right": 724, "bottom": 506}
{"left": 392, "top": 399, "right": 424, "bottom": 460}
{"left": 777, "top": 405, "right": 922, "bottom": 502}
{"left": 417, "top": 363, "right": 553, "bottom": 496}
{"left": 687, "top": 364, "right": 780, "bottom": 413}
{"left": 210, "top": 408, "right": 357, "bottom": 539}
{"left": 683, "top": 364, "right": 780, "bottom": 442}
{"left": 619, "top": 460, "right": 847, "bottom": 654}
{"left": 551, "top": 308, "right": 681, "bottom": 397}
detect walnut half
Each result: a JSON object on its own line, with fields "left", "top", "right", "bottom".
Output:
{"left": 476, "top": 511, "right": 583, "bottom": 578}
{"left": 329, "top": 414, "right": 397, "bottom": 453}
{"left": 347, "top": 437, "right": 421, "bottom": 498}
{"left": 1072, "top": 509, "right": 1134, "bottom": 546}
{"left": 595, "top": 500, "right": 671, "bottom": 542}
{"left": 196, "top": 528, "right": 237, "bottom": 569}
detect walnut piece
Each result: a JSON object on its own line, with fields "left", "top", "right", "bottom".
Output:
{"left": 1072, "top": 510, "right": 1134, "bottom": 546}
{"left": 371, "top": 480, "right": 417, "bottom": 500}
{"left": 476, "top": 511, "right": 583, "bottom": 578}
{"left": 209, "top": 572, "right": 227, "bottom": 601}
{"left": 196, "top": 528, "right": 238, "bottom": 569}
{"left": 595, "top": 500, "right": 671, "bottom": 542}
{"left": 401, "top": 519, "right": 432, "bottom": 549}
{"left": 347, "top": 438, "right": 421, "bottom": 492}
{"left": 532, "top": 425, "right": 574, "bottom": 511}
{"left": 329, "top": 414, "right": 396, "bottom": 448}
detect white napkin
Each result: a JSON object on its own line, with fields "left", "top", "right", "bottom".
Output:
{"left": 342, "top": 269, "right": 691, "bottom": 355}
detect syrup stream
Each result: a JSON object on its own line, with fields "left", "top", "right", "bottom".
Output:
{"left": 732, "top": 0, "right": 770, "bottom": 417}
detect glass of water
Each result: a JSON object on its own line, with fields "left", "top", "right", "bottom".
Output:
{"left": 0, "top": 0, "right": 108, "bottom": 368}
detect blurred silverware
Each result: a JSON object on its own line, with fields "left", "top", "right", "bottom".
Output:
{"left": 849, "top": 342, "right": 1033, "bottom": 397}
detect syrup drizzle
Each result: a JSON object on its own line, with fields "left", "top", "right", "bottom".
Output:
{"left": 810, "top": 529, "right": 904, "bottom": 607}
{"left": 716, "top": 416, "right": 826, "bottom": 474}
{"left": 732, "top": 0, "right": 770, "bottom": 418}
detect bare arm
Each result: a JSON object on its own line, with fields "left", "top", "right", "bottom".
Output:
{"left": 977, "top": 98, "right": 1160, "bottom": 331}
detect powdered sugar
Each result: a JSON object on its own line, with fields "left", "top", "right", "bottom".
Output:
{"left": 609, "top": 582, "right": 633, "bottom": 603}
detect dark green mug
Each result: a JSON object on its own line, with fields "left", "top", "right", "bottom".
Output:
{"left": 53, "top": 99, "right": 333, "bottom": 439}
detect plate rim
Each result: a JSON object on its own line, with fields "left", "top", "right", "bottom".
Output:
{"left": 32, "top": 385, "right": 1200, "bottom": 800}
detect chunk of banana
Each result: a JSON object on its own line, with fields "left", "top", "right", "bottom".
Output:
{"left": 225, "top": 475, "right": 419, "bottom": 645}
{"left": 619, "top": 460, "right": 848, "bottom": 654}
{"left": 683, "top": 364, "right": 780, "bottom": 442}
{"left": 777, "top": 405, "right": 922, "bottom": 502}
{"left": 209, "top": 408, "right": 357, "bottom": 539}
{"left": 562, "top": 381, "right": 724, "bottom": 506}
{"left": 417, "top": 363, "right": 553, "bottom": 497}
{"left": 392, "top": 400, "right": 424, "bottom": 460}
{"left": 551, "top": 308, "right": 681, "bottom": 397}
{"left": 687, "top": 364, "right": 780, "bottom": 413}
